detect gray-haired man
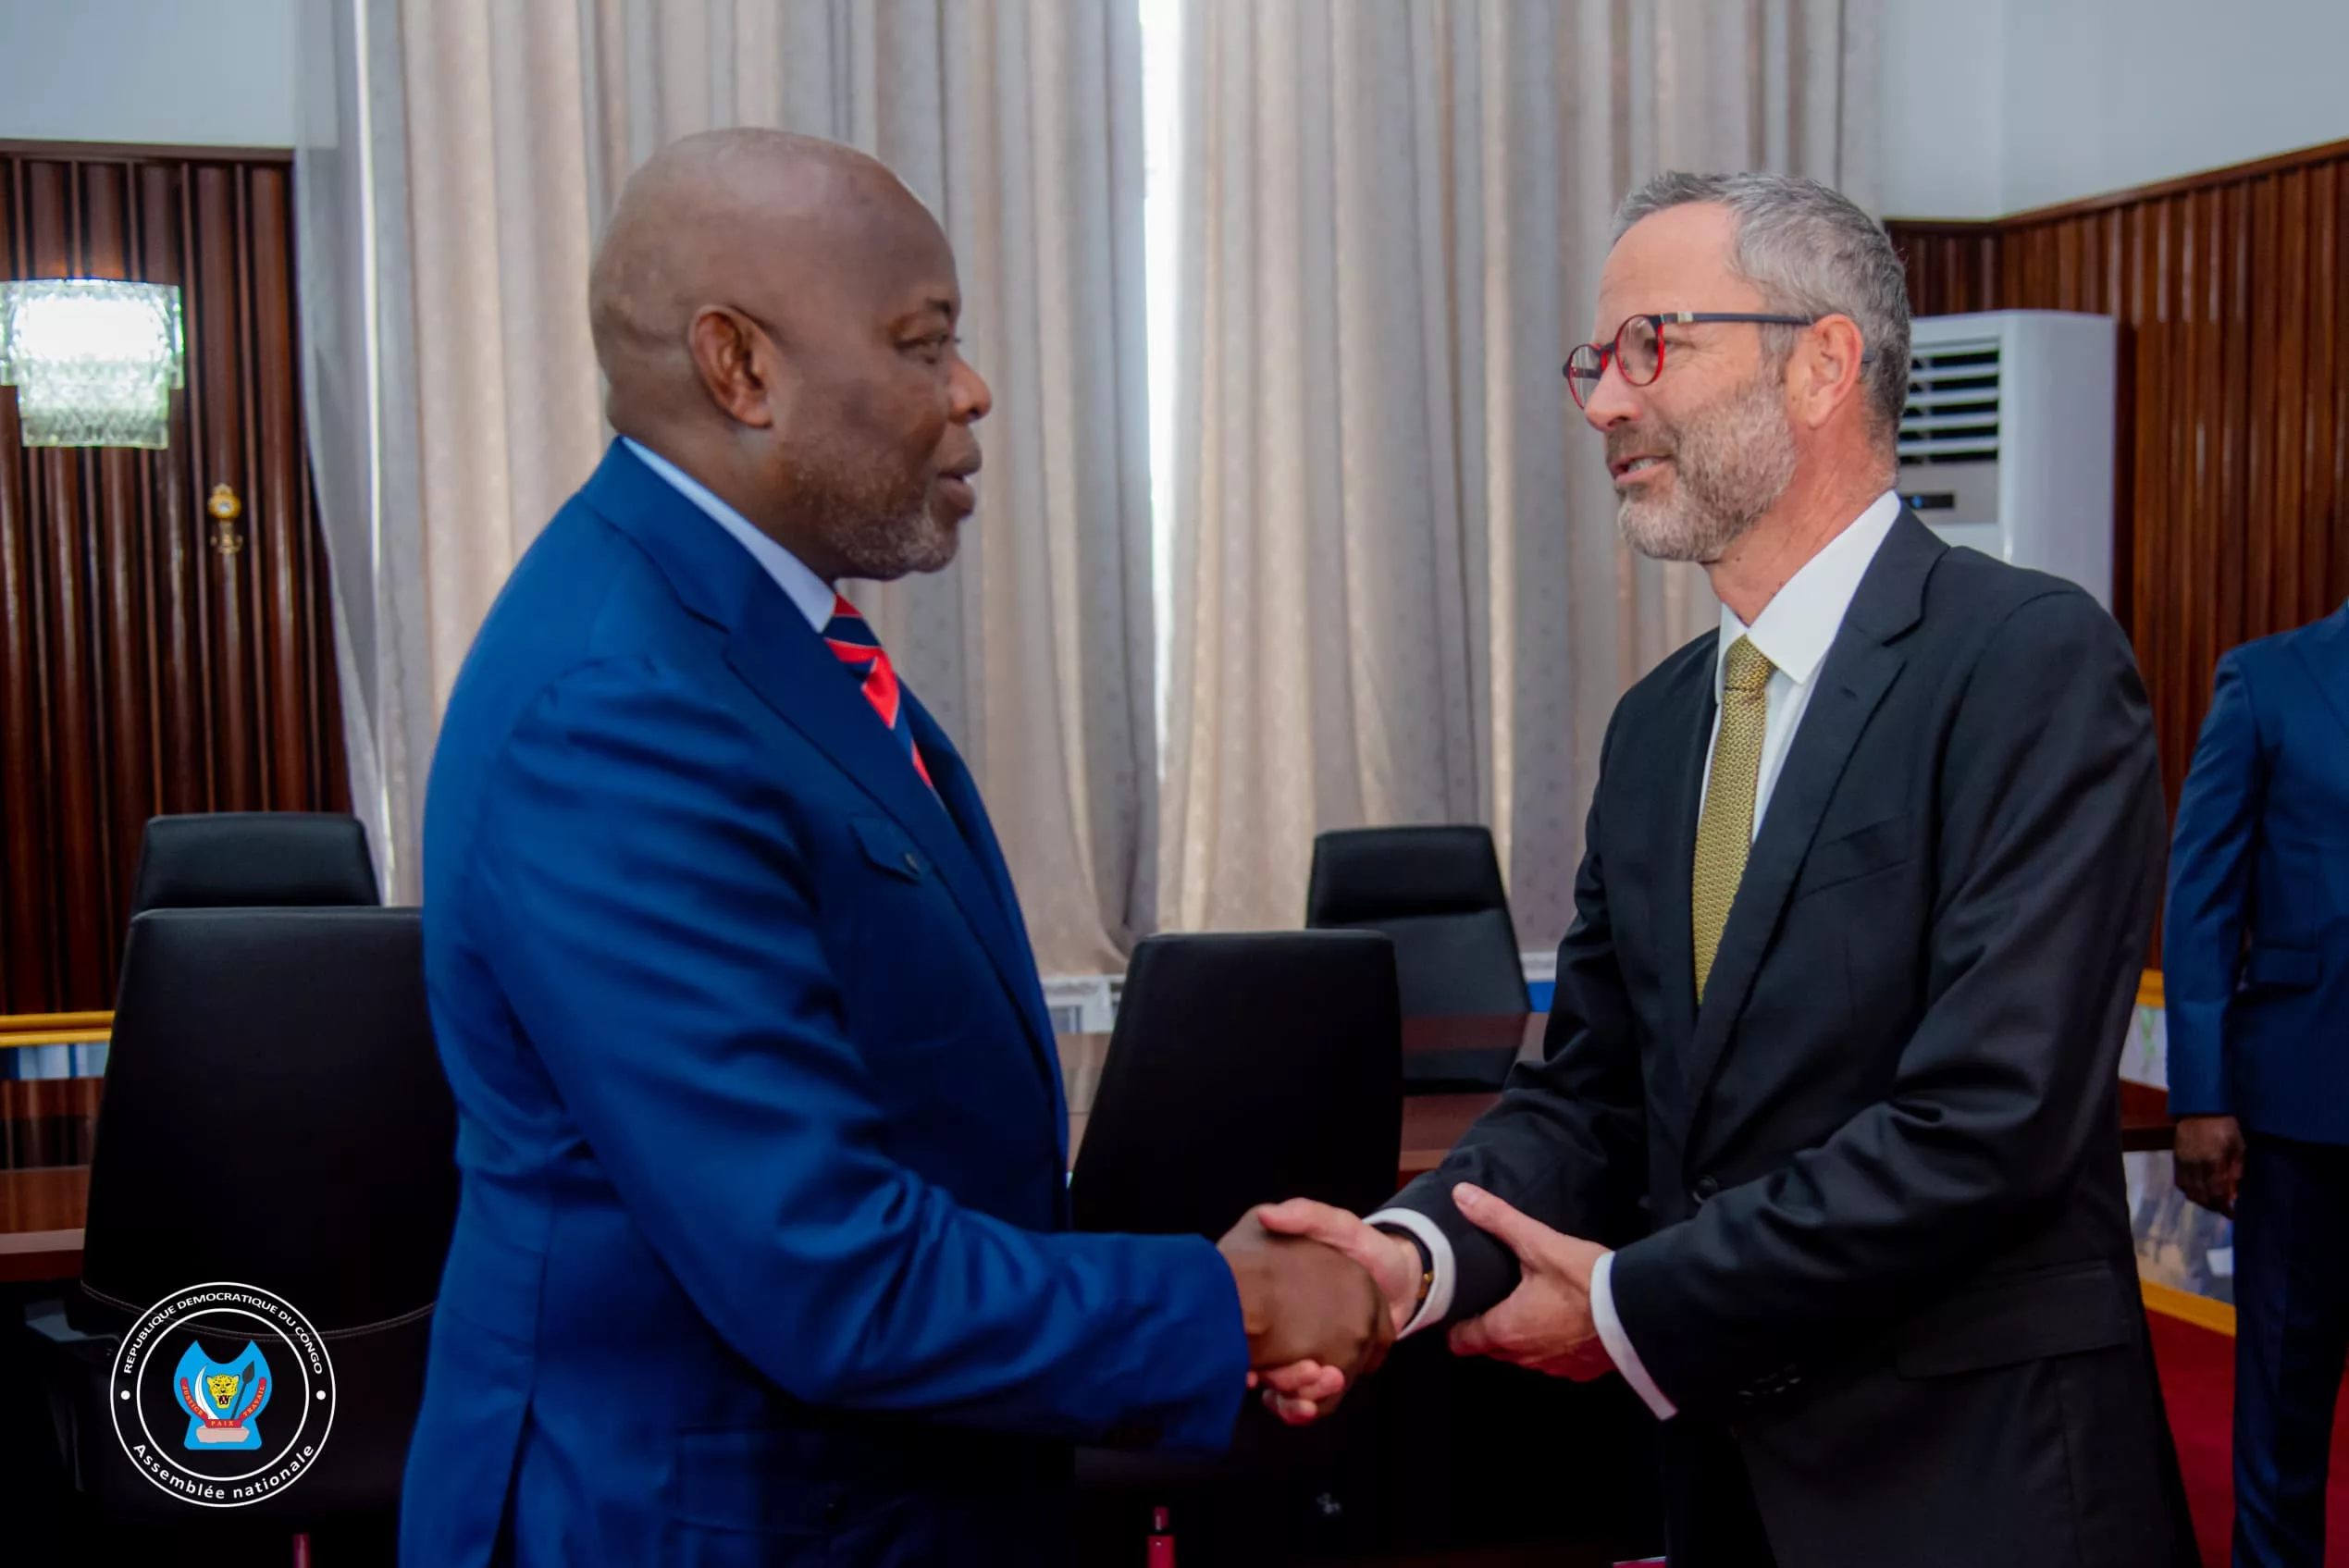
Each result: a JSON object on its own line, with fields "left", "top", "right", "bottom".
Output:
{"left": 1259, "top": 173, "right": 2198, "bottom": 1567}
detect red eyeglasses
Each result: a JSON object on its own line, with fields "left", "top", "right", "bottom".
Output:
{"left": 1564, "top": 312, "right": 1848, "bottom": 408}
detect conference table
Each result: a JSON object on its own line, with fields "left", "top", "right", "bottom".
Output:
{"left": 0, "top": 1014, "right": 2179, "bottom": 1286}
{"left": 1063, "top": 1012, "right": 2182, "bottom": 1177}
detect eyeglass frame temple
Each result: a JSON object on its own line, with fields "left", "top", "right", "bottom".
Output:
{"left": 1563, "top": 309, "right": 1880, "bottom": 392}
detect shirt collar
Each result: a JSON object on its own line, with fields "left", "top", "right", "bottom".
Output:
{"left": 1717, "top": 489, "right": 1902, "bottom": 695}
{"left": 622, "top": 437, "right": 838, "bottom": 632}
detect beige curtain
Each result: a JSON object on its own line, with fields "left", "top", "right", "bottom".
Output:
{"left": 1160, "top": 0, "right": 1878, "bottom": 946}
{"left": 303, "top": 0, "right": 1155, "bottom": 972}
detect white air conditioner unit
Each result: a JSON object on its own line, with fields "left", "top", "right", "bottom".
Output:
{"left": 1897, "top": 310, "right": 2118, "bottom": 609}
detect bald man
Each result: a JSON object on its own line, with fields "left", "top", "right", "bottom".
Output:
{"left": 401, "top": 130, "right": 1387, "bottom": 1566}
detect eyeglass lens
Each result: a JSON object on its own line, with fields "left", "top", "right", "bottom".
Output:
{"left": 1566, "top": 316, "right": 1665, "bottom": 407}
{"left": 1614, "top": 316, "right": 1662, "bottom": 383}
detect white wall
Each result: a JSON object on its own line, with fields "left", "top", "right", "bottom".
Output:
{"left": 1882, "top": 0, "right": 2349, "bottom": 220}
{"left": 6, "top": 0, "right": 2333, "bottom": 220}
{"left": 2001, "top": 0, "right": 2349, "bottom": 214}
{"left": 1879, "top": 0, "right": 2007, "bottom": 218}
{"left": 0, "top": 0, "right": 298, "bottom": 148}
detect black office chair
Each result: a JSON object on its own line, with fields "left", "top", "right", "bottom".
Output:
{"left": 1072, "top": 930, "right": 1402, "bottom": 1236}
{"left": 31, "top": 907, "right": 456, "bottom": 1536}
{"left": 127, "top": 813, "right": 379, "bottom": 921}
{"left": 1070, "top": 931, "right": 1401, "bottom": 1563}
{"left": 1304, "top": 825, "right": 1529, "bottom": 1019}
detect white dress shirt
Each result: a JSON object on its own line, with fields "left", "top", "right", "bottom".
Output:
{"left": 1369, "top": 489, "right": 1903, "bottom": 1422}
{"left": 623, "top": 437, "right": 838, "bottom": 632}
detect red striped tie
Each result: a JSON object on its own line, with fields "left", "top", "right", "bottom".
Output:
{"left": 822, "top": 593, "right": 936, "bottom": 794}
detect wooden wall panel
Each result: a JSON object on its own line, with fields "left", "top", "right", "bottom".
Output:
{"left": 1890, "top": 138, "right": 2349, "bottom": 825}
{"left": 0, "top": 143, "right": 346, "bottom": 1014}
{"left": 0, "top": 1075, "right": 101, "bottom": 1168}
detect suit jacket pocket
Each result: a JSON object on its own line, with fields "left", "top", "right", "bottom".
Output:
{"left": 2243, "top": 943, "right": 2319, "bottom": 990}
{"left": 1894, "top": 1261, "right": 2134, "bottom": 1377}
{"left": 1791, "top": 816, "right": 1910, "bottom": 902}
{"left": 849, "top": 815, "right": 929, "bottom": 883}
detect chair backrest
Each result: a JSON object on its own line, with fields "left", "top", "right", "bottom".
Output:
{"left": 1070, "top": 931, "right": 1401, "bottom": 1238}
{"left": 78, "top": 908, "right": 457, "bottom": 1334}
{"left": 1304, "top": 825, "right": 1529, "bottom": 1017}
{"left": 128, "top": 812, "right": 379, "bottom": 921}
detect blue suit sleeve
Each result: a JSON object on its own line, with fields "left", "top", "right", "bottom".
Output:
{"left": 2162, "top": 655, "right": 2265, "bottom": 1117}
{"left": 470, "top": 659, "right": 1247, "bottom": 1449}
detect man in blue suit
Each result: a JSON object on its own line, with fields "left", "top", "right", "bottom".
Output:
{"left": 400, "top": 130, "right": 1389, "bottom": 1565}
{"left": 2167, "top": 598, "right": 2349, "bottom": 1567}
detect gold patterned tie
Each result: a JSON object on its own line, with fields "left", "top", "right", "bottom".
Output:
{"left": 1692, "top": 636, "right": 1774, "bottom": 1003}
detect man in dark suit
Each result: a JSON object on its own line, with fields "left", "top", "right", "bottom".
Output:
{"left": 1259, "top": 171, "right": 2195, "bottom": 1565}
{"left": 2167, "top": 599, "right": 2349, "bottom": 1567}
{"left": 401, "top": 130, "right": 1388, "bottom": 1566}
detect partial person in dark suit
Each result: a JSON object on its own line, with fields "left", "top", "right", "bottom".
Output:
{"left": 400, "top": 130, "right": 1389, "bottom": 1567}
{"left": 2167, "top": 599, "right": 2349, "bottom": 1568}
{"left": 1256, "top": 171, "right": 2196, "bottom": 1567}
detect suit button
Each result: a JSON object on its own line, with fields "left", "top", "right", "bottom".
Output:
{"left": 1691, "top": 1176, "right": 1720, "bottom": 1204}
{"left": 822, "top": 1498, "right": 845, "bottom": 1527}
{"left": 902, "top": 850, "right": 921, "bottom": 874}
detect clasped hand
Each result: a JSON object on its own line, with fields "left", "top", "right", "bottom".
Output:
{"left": 1248, "top": 1184, "right": 1615, "bottom": 1424}
{"left": 1215, "top": 1210, "right": 1394, "bottom": 1403}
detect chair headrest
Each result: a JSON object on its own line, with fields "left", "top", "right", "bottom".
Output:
{"left": 1305, "top": 824, "right": 1510, "bottom": 924}
{"left": 129, "top": 813, "right": 379, "bottom": 920}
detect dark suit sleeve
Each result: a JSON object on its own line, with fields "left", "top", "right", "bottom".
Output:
{"left": 1384, "top": 709, "right": 1650, "bottom": 1323}
{"left": 2162, "top": 653, "right": 2264, "bottom": 1116}
{"left": 1607, "top": 588, "right": 2166, "bottom": 1419}
{"left": 469, "top": 660, "right": 1247, "bottom": 1449}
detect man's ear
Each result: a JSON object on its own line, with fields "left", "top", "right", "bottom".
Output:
{"left": 686, "top": 306, "right": 781, "bottom": 428}
{"left": 1793, "top": 313, "right": 1868, "bottom": 432}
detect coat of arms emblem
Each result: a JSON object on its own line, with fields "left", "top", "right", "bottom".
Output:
{"left": 172, "top": 1340, "right": 272, "bottom": 1451}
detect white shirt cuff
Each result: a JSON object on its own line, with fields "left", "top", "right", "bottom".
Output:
{"left": 1366, "top": 1207, "right": 1454, "bottom": 1337}
{"left": 1591, "top": 1250, "right": 1677, "bottom": 1420}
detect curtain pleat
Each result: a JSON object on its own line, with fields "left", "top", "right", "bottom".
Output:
{"left": 297, "top": 0, "right": 1156, "bottom": 969}
{"left": 1159, "top": 0, "right": 1879, "bottom": 945}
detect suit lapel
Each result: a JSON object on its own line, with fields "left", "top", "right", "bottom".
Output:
{"left": 2290, "top": 601, "right": 2349, "bottom": 746}
{"left": 1653, "top": 650, "right": 1715, "bottom": 1060}
{"left": 909, "top": 698, "right": 1025, "bottom": 935}
{"left": 722, "top": 615, "right": 1068, "bottom": 1091}
{"left": 582, "top": 443, "right": 1064, "bottom": 1098}
{"left": 1673, "top": 513, "right": 1942, "bottom": 1142}
{"left": 904, "top": 695, "right": 1069, "bottom": 1145}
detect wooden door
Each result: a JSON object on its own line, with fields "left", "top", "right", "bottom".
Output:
{"left": 0, "top": 141, "right": 346, "bottom": 1015}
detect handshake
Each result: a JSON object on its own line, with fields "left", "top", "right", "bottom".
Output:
{"left": 1216, "top": 1186, "right": 1616, "bottom": 1424}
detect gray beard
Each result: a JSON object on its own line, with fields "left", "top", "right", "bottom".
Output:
{"left": 784, "top": 432, "right": 959, "bottom": 581}
{"left": 829, "top": 498, "right": 958, "bottom": 581}
{"left": 1615, "top": 369, "right": 1799, "bottom": 564}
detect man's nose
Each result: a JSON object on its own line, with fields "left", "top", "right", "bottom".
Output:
{"left": 1579, "top": 356, "right": 1641, "bottom": 431}
{"left": 951, "top": 356, "right": 992, "bottom": 424}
